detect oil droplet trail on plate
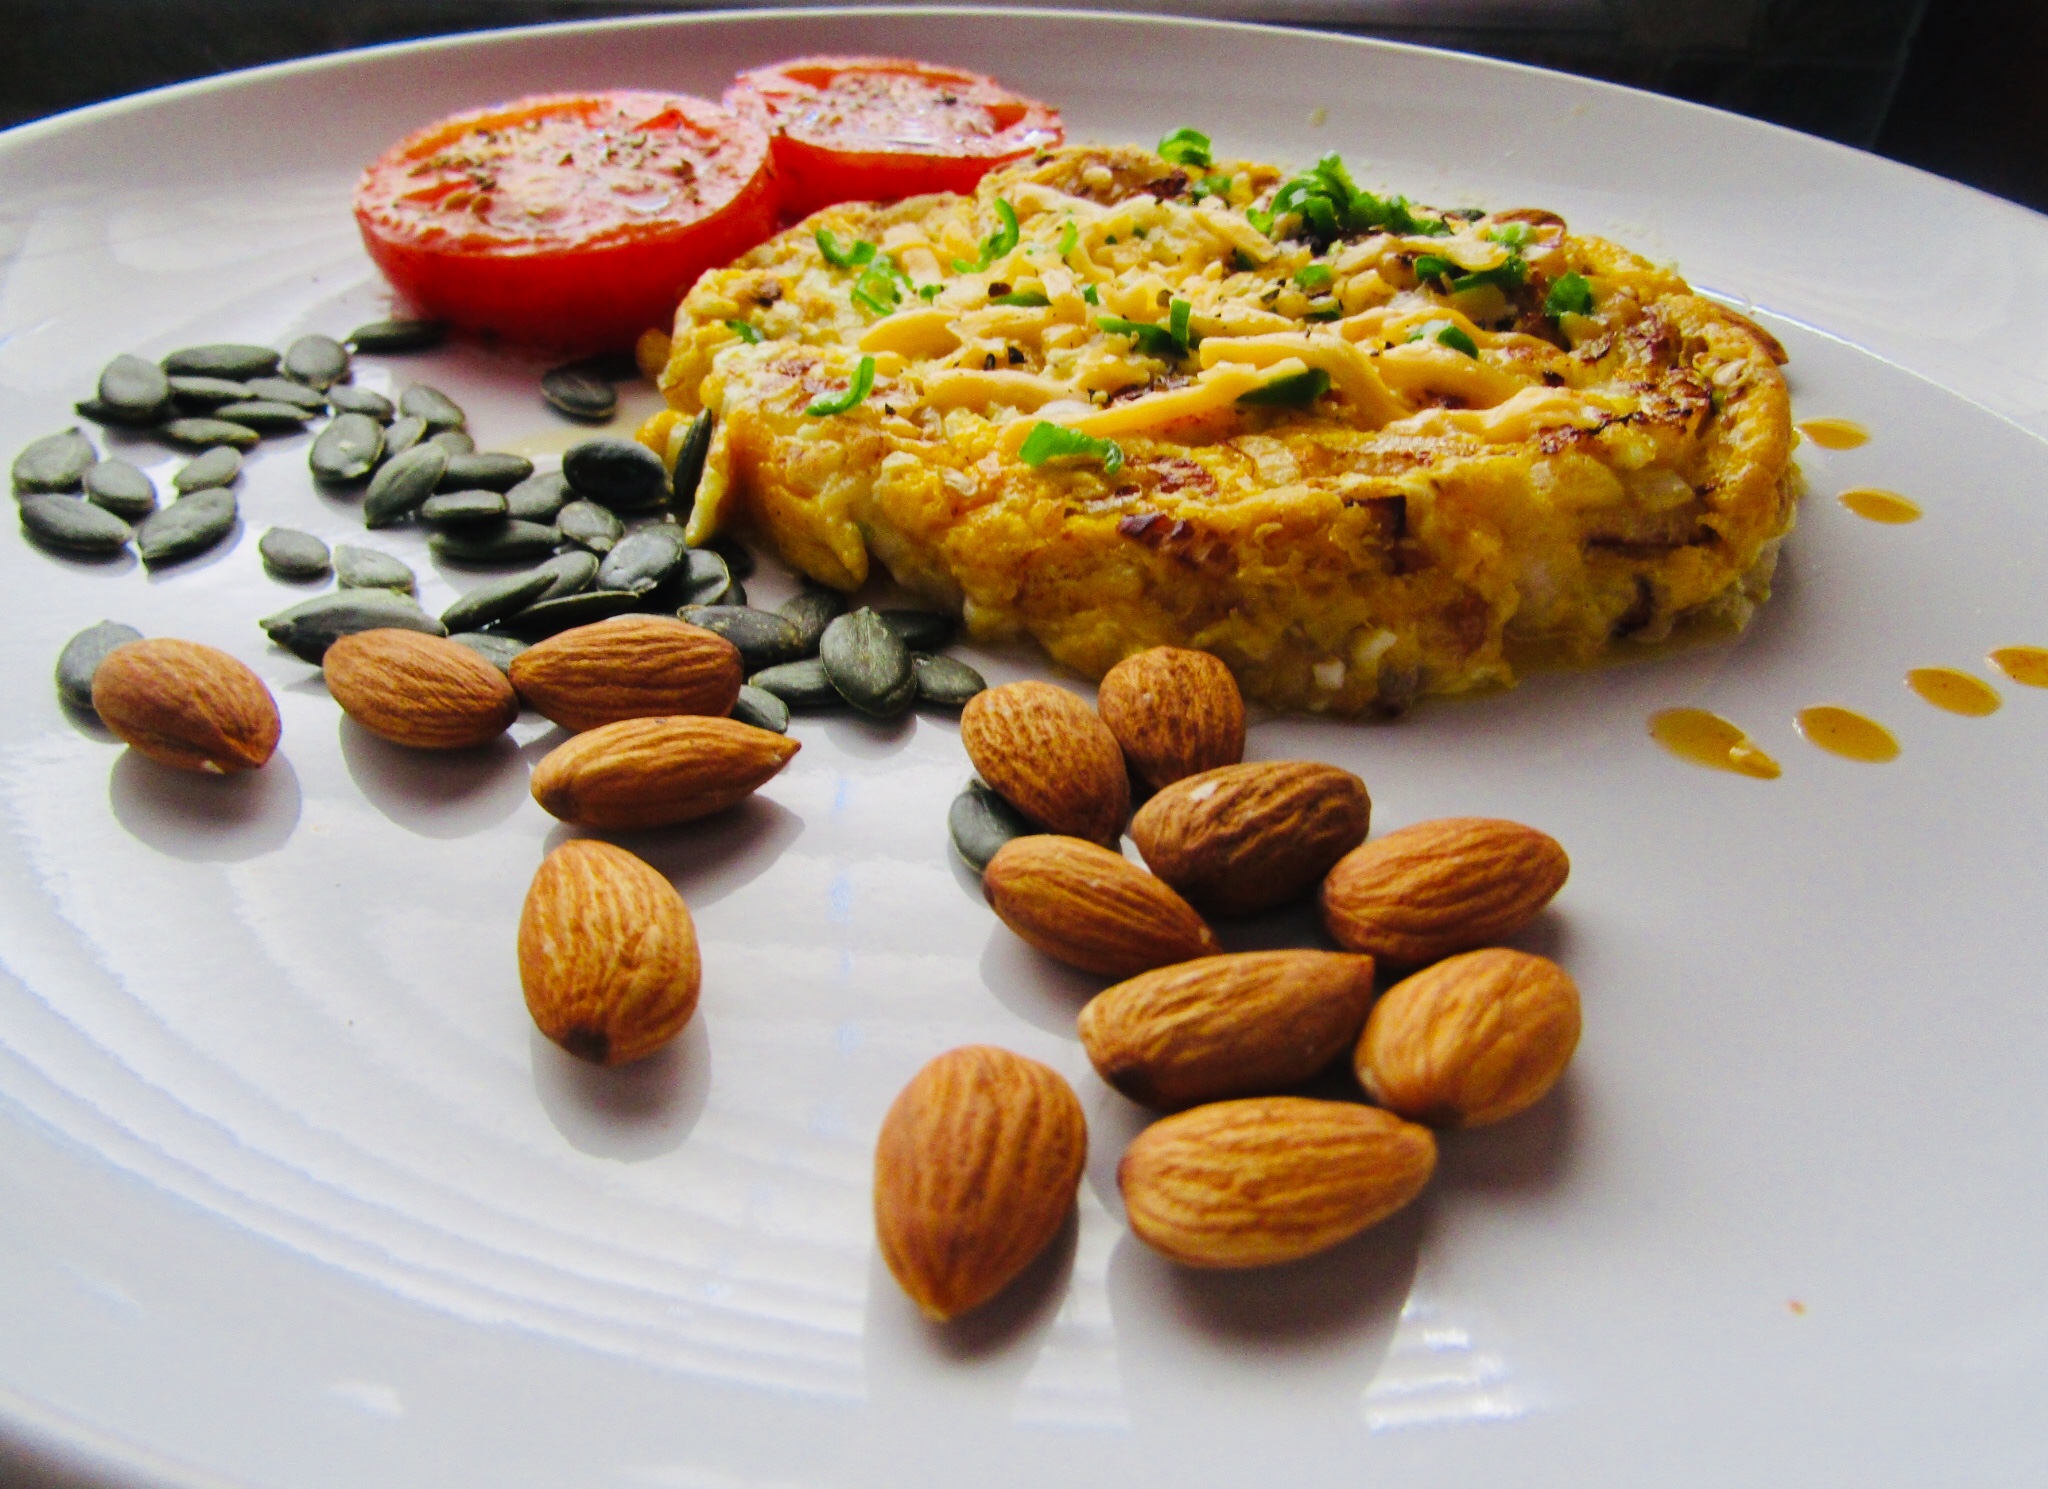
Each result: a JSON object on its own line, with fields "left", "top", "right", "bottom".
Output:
{"left": 1799, "top": 418, "right": 1869, "bottom": 450}
{"left": 1837, "top": 488, "right": 1921, "bottom": 524}
{"left": 1989, "top": 646, "right": 2048, "bottom": 688}
{"left": 1906, "top": 667, "right": 2002, "bottom": 716}
{"left": 1795, "top": 706, "right": 1899, "bottom": 763}
{"left": 1648, "top": 708, "right": 1781, "bottom": 779}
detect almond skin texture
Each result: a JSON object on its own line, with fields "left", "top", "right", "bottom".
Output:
{"left": 1078, "top": 950, "right": 1376, "bottom": 1110}
{"left": 518, "top": 839, "right": 701, "bottom": 1065}
{"left": 508, "top": 615, "right": 742, "bottom": 732}
{"left": 983, "top": 835, "right": 1219, "bottom": 978}
{"left": 1119, "top": 1096, "right": 1436, "bottom": 1268}
{"left": 1131, "top": 761, "right": 1370, "bottom": 917}
{"left": 530, "top": 715, "right": 799, "bottom": 829}
{"left": 1357, "top": 948, "right": 1580, "bottom": 1128}
{"left": 874, "top": 1045, "right": 1087, "bottom": 1321}
{"left": 324, "top": 628, "right": 519, "bottom": 749}
{"left": 91, "top": 638, "right": 280, "bottom": 774}
{"left": 1320, "top": 817, "right": 1569, "bottom": 965}
{"left": 1097, "top": 646, "right": 1246, "bottom": 790}
{"left": 959, "top": 681, "right": 1129, "bottom": 845}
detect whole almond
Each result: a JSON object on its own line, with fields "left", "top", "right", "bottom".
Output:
{"left": 959, "top": 681, "right": 1129, "bottom": 844}
{"left": 1119, "top": 1096, "right": 1436, "bottom": 1268}
{"left": 1131, "top": 760, "right": 1370, "bottom": 916}
{"left": 1357, "top": 948, "right": 1580, "bottom": 1127}
{"left": 530, "top": 715, "right": 799, "bottom": 829}
{"left": 324, "top": 628, "right": 519, "bottom": 749}
{"left": 518, "top": 839, "right": 700, "bottom": 1065}
{"left": 1320, "top": 817, "right": 1569, "bottom": 964}
{"left": 875, "top": 1045, "right": 1087, "bottom": 1320}
{"left": 983, "top": 835, "right": 1219, "bottom": 978}
{"left": 1078, "top": 950, "right": 1376, "bottom": 1109}
{"left": 1097, "top": 646, "right": 1245, "bottom": 790}
{"left": 508, "top": 614, "right": 742, "bottom": 732}
{"left": 91, "top": 637, "right": 280, "bottom": 774}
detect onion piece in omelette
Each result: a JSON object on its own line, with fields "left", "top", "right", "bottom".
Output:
{"left": 641, "top": 142, "right": 1794, "bottom": 716}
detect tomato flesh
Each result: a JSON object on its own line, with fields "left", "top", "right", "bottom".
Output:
{"left": 724, "top": 57, "right": 1062, "bottom": 219}
{"left": 353, "top": 92, "right": 777, "bottom": 351}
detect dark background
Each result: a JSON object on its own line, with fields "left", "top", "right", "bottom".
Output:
{"left": 0, "top": 0, "right": 2040, "bottom": 213}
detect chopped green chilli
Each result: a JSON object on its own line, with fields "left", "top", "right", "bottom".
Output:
{"left": 1304, "top": 305, "right": 1343, "bottom": 322}
{"left": 1082, "top": 285, "right": 1100, "bottom": 305}
{"left": 1057, "top": 220, "right": 1078, "bottom": 256}
{"left": 919, "top": 284, "right": 944, "bottom": 302}
{"left": 990, "top": 290, "right": 1052, "bottom": 307}
{"left": 1414, "top": 254, "right": 1456, "bottom": 283}
{"left": 816, "top": 228, "right": 877, "bottom": 269}
{"left": 1409, "top": 320, "right": 1480, "bottom": 358}
{"left": 1168, "top": 298, "right": 1196, "bottom": 353}
{"left": 805, "top": 356, "right": 876, "bottom": 417}
{"left": 954, "top": 199, "right": 1021, "bottom": 273}
{"left": 1157, "top": 128, "right": 1213, "bottom": 169}
{"left": 1096, "top": 316, "right": 1182, "bottom": 359}
{"left": 1238, "top": 367, "right": 1331, "bottom": 408}
{"left": 851, "top": 253, "right": 911, "bottom": 316}
{"left": 725, "top": 319, "right": 762, "bottom": 344}
{"left": 1192, "top": 173, "right": 1234, "bottom": 201}
{"left": 1545, "top": 271, "right": 1596, "bottom": 318}
{"left": 1486, "top": 223, "right": 1534, "bottom": 247}
{"left": 1294, "top": 263, "right": 1334, "bottom": 292}
{"left": 1017, "top": 422, "right": 1124, "bottom": 477}
{"left": 1449, "top": 256, "right": 1528, "bottom": 294}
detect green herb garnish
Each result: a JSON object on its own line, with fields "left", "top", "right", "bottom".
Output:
{"left": 1413, "top": 254, "right": 1456, "bottom": 283}
{"left": 1096, "top": 316, "right": 1181, "bottom": 358}
{"left": 1448, "top": 256, "right": 1527, "bottom": 294}
{"left": 1407, "top": 320, "right": 1479, "bottom": 358}
{"left": 1545, "top": 271, "right": 1595, "bottom": 318}
{"left": 1168, "top": 298, "right": 1196, "bottom": 351}
{"left": 954, "top": 199, "right": 1021, "bottom": 272}
{"left": 1250, "top": 153, "right": 1451, "bottom": 247}
{"left": 1192, "top": 173, "right": 1234, "bottom": 201}
{"left": 1294, "top": 263, "right": 1334, "bottom": 292}
{"left": 990, "top": 290, "right": 1052, "bottom": 307}
{"left": 805, "top": 355, "right": 876, "bottom": 417}
{"left": 1082, "top": 285, "right": 1100, "bottom": 305}
{"left": 724, "top": 319, "right": 761, "bottom": 344}
{"left": 919, "top": 284, "right": 944, "bottom": 303}
{"left": 1158, "top": 127, "right": 1213, "bottom": 169}
{"left": 1485, "top": 223, "right": 1534, "bottom": 248}
{"left": 1237, "top": 367, "right": 1331, "bottom": 408}
{"left": 1017, "top": 421, "right": 1124, "bottom": 476}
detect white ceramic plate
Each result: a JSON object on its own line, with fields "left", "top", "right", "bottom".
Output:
{"left": 5, "top": 11, "right": 2048, "bottom": 1486}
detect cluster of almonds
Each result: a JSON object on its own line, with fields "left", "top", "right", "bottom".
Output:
{"left": 876, "top": 648, "right": 1578, "bottom": 1319}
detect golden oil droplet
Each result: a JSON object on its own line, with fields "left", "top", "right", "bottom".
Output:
{"left": 1795, "top": 706, "right": 1899, "bottom": 762}
{"left": 1837, "top": 488, "right": 1921, "bottom": 524}
{"left": 1649, "top": 708, "right": 1781, "bottom": 778}
{"left": 1989, "top": 646, "right": 2048, "bottom": 688}
{"left": 1799, "top": 418, "right": 1869, "bottom": 450}
{"left": 1906, "top": 667, "right": 2001, "bottom": 716}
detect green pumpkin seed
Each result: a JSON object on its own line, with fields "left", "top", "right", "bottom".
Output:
{"left": 495, "top": 588, "right": 644, "bottom": 640}
{"left": 439, "top": 566, "right": 558, "bottom": 631}
{"left": 242, "top": 377, "right": 328, "bottom": 413}
{"left": 504, "top": 469, "right": 570, "bottom": 522}
{"left": 596, "top": 525, "right": 687, "bottom": 594}
{"left": 167, "top": 375, "right": 251, "bottom": 409}
{"left": 333, "top": 543, "right": 415, "bottom": 593}
{"left": 258, "top": 526, "right": 331, "bottom": 580}
{"left": 214, "top": 400, "right": 313, "bottom": 432}
{"left": 706, "top": 533, "right": 754, "bottom": 579}
{"left": 400, "top": 384, "right": 466, "bottom": 431}
{"left": 72, "top": 398, "right": 162, "bottom": 429}
{"left": 363, "top": 443, "right": 448, "bottom": 527}
{"left": 778, "top": 584, "right": 847, "bottom": 654}
{"left": 136, "top": 488, "right": 236, "bottom": 568}
{"left": 82, "top": 459, "right": 158, "bottom": 520}
{"left": 540, "top": 364, "right": 616, "bottom": 421}
{"left": 282, "top": 334, "right": 350, "bottom": 389}
{"left": 420, "top": 489, "right": 508, "bottom": 527}
{"left": 670, "top": 410, "right": 713, "bottom": 513}
{"left": 672, "top": 547, "right": 739, "bottom": 608}
{"left": 819, "top": 607, "right": 915, "bottom": 717}
{"left": 563, "top": 437, "right": 667, "bottom": 510}
{"left": 310, "top": 412, "right": 385, "bottom": 484}
{"left": 438, "top": 452, "right": 533, "bottom": 492}
{"left": 947, "top": 780, "right": 1037, "bottom": 874}
{"left": 530, "top": 549, "right": 599, "bottom": 600}
{"left": 160, "top": 417, "right": 259, "bottom": 450}
{"left": 731, "top": 684, "right": 791, "bottom": 735}
{"left": 97, "top": 354, "right": 171, "bottom": 420}
{"left": 430, "top": 429, "right": 475, "bottom": 456}
{"left": 261, "top": 588, "right": 444, "bottom": 662}
{"left": 381, "top": 415, "right": 428, "bottom": 461}
{"left": 161, "top": 343, "right": 279, "bottom": 380}
{"left": 449, "top": 631, "right": 528, "bottom": 674}
{"left": 428, "top": 519, "right": 560, "bottom": 565}
{"left": 347, "top": 318, "right": 446, "bottom": 354}
{"left": 56, "top": 620, "right": 143, "bottom": 712}
{"left": 173, "top": 446, "right": 242, "bottom": 493}
{"left": 557, "top": 500, "right": 623, "bottom": 554}
{"left": 913, "top": 653, "right": 987, "bottom": 708}
{"left": 12, "top": 428, "right": 96, "bottom": 492}
{"left": 880, "top": 608, "right": 956, "bottom": 652}
{"left": 20, "top": 493, "right": 131, "bottom": 554}
{"left": 326, "top": 384, "right": 395, "bottom": 421}
{"left": 679, "top": 604, "right": 805, "bottom": 670}
{"left": 747, "top": 657, "right": 842, "bottom": 710}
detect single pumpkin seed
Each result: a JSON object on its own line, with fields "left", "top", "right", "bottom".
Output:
{"left": 347, "top": 318, "right": 446, "bottom": 353}
{"left": 557, "top": 499, "right": 623, "bottom": 553}
{"left": 680, "top": 604, "right": 805, "bottom": 671}
{"left": 213, "top": 400, "right": 312, "bottom": 432}
{"left": 380, "top": 415, "right": 428, "bottom": 461}
{"left": 242, "top": 377, "right": 328, "bottom": 412}
{"left": 913, "top": 653, "right": 987, "bottom": 708}
{"left": 20, "top": 493, "right": 131, "bottom": 554}
{"left": 438, "top": 452, "right": 533, "bottom": 492}
{"left": 82, "top": 459, "right": 158, "bottom": 520}
{"left": 400, "top": 384, "right": 465, "bottom": 430}
{"left": 12, "top": 428, "right": 96, "bottom": 493}
{"left": 747, "top": 657, "right": 842, "bottom": 709}
{"left": 439, "top": 565, "right": 558, "bottom": 631}
{"left": 731, "top": 684, "right": 790, "bottom": 735}
{"left": 504, "top": 469, "right": 570, "bottom": 522}
{"left": 494, "top": 588, "right": 644, "bottom": 640}
{"left": 947, "top": 780, "right": 1037, "bottom": 873}
{"left": 428, "top": 519, "right": 560, "bottom": 565}
{"left": 326, "top": 383, "right": 394, "bottom": 421}
{"left": 671, "top": 547, "right": 739, "bottom": 608}
{"left": 540, "top": 364, "right": 616, "bottom": 421}
{"left": 282, "top": 333, "right": 350, "bottom": 389}
{"left": 530, "top": 549, "right": 599, "bottom": 600}
{"left": 56, "top": 620, "right": 144, "bottom": 712}
{"left": 670, "top": 409, "right": 713, "bottom": 512}
{"left": 448, "top": 631, "right": 527, "bottom": 674}
{"left": 136, "top": 487, "right": 236, "bottom": 567}
{"left": 97, "top": 354, "right": 171, "bottom": 419}
{"left": 309, "top": 412, "right": 385, "bottom": 483}
{"left": 167, "top": 375, "right": 251, "bottom": 409}
{"left": 332, "top": 543, "right": 415, "bottom": 593}
{"left": 72, "top": 398, "right": 162, "bottom": 429}
{"left": 430, "top": 429, "right": 476, "bottom": 456}
{"left": 778, "top": 584, "right": 847, "bottom": 654}
{"left": 363, "top": 443, "right": 448, "bottom": 527}
{"left": 161, "top": 343, "right": 279, "bottom": 380}
{"left": 562, "top": 436, "right": 667, "bottom": 510}
{"left": 880, "top": 608, "right": 956, "bottom": 652}
{"left": 420, "top": 489, "right": 508, "bottom": 527}
{"left": 173, "top": 445, "right": 242, "bottom": 493}
{"left": 706, "top": 533, "right": 754, "bottom": 579}
{"left": 258, "top": 526, "right": 330, "bottom": 580}
{"left": 596, "top": 524, "right": 687, "bottom": 594}
{"left": 261, "top": 588, "right": 445, "bottom": 661}
{"left": 819, "top": 607, "right": 915, "bottom": 717}
{"left": 160, "top": 416, "right": 259, "bottom": 450}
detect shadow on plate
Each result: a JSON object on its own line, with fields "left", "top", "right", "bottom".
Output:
{"left": 107, "top": 747, "right": 300, "bottom": 862}
{"left": 338, "top": 716, "right": 530, "bottom": 838}
{"left": 975, "top": 919, "right": 1101, "bottom": 1038}
{"left": 541, "top": 795, "right": 805, "bottom": 910}
{"left": 529, "top": 1017, "right": 710, "bottom": 1162}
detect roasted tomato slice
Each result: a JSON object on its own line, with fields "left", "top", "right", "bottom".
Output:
{"left": 723, "top": 56, "right": 1062, "bottom": 219}
{"left": 353, "top": 91, "right": 778, "bottom": 352}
